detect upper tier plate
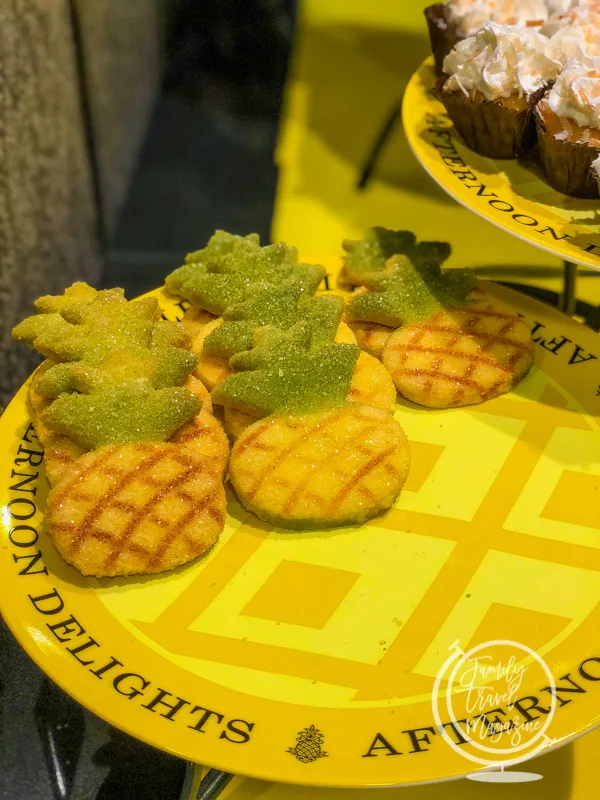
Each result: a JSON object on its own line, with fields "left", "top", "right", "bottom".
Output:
{"left": 403, "top": 58, "right": 600, "bottom": 271}
{"left": 1, "top": 284, "right": 600, "bottom": 788}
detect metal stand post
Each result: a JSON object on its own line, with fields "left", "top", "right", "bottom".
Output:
{"left": 357, "top": 102, "right": 401, "bottom": 189}
{"left": 560, "top": 261, "right": 578, "bottom": 316}
{"left": 195, "top": 769, "right": 234, "bottom": 800}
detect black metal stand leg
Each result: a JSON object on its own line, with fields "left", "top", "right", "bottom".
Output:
{"left": 560, "top": 261, "right": 578, "bottom": 316}
{"left": 195, "top": 769, "right": 234, "bottom": 800}
{"left": 357, "top": 103, "right": 401, "bottom": 190}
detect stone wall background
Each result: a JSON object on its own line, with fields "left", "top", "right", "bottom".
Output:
{"left": 0, "top": 0, "right": 160, "bottom": 405}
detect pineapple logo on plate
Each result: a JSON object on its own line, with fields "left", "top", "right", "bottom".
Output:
{"left": 432, "top": 639, "right": 558, "bottom": 783}
{"left": 287, "top": 725, "right": 328, "bottom": 764}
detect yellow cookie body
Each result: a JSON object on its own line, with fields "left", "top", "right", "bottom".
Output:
{"left": 347, "top": 351, "right": 396, "bottom": 412}
{"left": 181, "top": 307, "right": 216, "bottom": 338}
{"left": 229, "top": 404, "right": 410, "bottom": 529}
{"left": 381, "top": 301, "right": 534, "bottom": 408}
{"left": 183, "top": 374, "right": 212, "bottom": 412}
{"left": 47, "top": 443, "right": 226, "bottom": 577}
{"left": 334, "top": 321, "right": 357, "bottom": 344}
{"left": 189, "top": 317, "right": 233, "bottom": 390}
{"left": 223, "top": 407, "right": 257, "bottom": 441}
{"left": 43, "top": 437, "right": 85, "bottom": 488}
{"left": 173, "top": 378, "right": 230, "bottom": 476}
{"left": 348, "top": 320, "right": 393, "bottom": 358}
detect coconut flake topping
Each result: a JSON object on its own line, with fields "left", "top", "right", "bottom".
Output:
{"left": 547, "top": 57, "right": 600, "bottom": 127}
{"left": 443, "top": 23, "right": 561, "bottom": 100}
{"left": 445, "top": 0, "right": 552, "bottom": 37}
{"left": 545, "top": 7, "right": 600, "bottom": 61}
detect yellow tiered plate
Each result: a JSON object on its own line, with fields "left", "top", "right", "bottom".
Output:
{"left": 1, "top": 284, "right": 600, "bottom": 788}
{"left": 403, "top": 58, "right": 600, "bottom": 271}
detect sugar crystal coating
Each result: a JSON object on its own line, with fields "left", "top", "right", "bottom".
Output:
{"left": 185, "top": 230, "right": 261, "bottom": 266}
{"left": 42, "top": 384, "right": 201, "bottom": 451}
{"left": 12, "top": 283, "right": 201, "bottom": 449}
{"left": 346, "top": 253, "right": 475, "bottom": 328}
{"left": 342, "top": 227, "right": 452, "bottom": 285}
{"left": 212, "top": 322, "right": 360, "bottom": 417}
{"left": 13, "top": 287, "right": 197, "bottom": 397}
{"left": 33, "top": 282, "right": 99, "bottom": 314}
{"left": 165, "top": 230, "right": 325, "bottom": 315}
{"left": 166, "top": 231, "right": 356, "bottom": 418}
{"left": 205, "top": 287, "right": 344, "bottom": 358}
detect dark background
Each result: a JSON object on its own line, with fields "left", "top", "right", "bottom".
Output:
{"left": 104, "top": 0, "right": 296, "bottom": 298}
{"left": 0, "top": 2, "right": 295, "bottom": 798}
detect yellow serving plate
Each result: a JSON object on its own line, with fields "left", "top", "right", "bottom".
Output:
{"left": 1, "top": 284, "right": 600, "bottom": 788}
{"left": 403, "top": 58, "right": 600, "bottom": 271}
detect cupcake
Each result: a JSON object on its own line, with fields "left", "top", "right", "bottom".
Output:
{"left": 425, "top": 3, "right": 461, "bottom": 75}
{"left": 535, "top": 58, "right": 600, "bottom": 197}
{"left": 544, "top": 6, "right": 600, "bottom": 59}
{"left": 592, "top": 153, "right": 600, "bottom": 190}
{"left": 440, "top": 24, "right": 561, "bottom": 158}
{"left": 426, "top": 0, "right": 552, "bottom": 73}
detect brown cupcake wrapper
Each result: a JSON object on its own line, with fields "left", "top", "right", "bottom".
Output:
{"left": 438, "top": 85, "right": 544, "bottom": 159}
{"left": 425, "top": 4, "right": 461, "bottom": 75}
{"left": 535, "top": 107, "right": 600, "bottom": 199}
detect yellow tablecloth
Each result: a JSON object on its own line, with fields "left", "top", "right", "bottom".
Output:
{"left": 192, "top": 1, "right": 600, "bottom": 795}
{"left": 272, "top": 0, "right": 600, "bottom": 303}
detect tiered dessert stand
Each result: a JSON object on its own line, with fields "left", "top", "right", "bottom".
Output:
{"left": 403, "top": 58, "right": 600, "bottom": 320}
{"left": 1, "top": 61, "right": 600, "bottom": 800}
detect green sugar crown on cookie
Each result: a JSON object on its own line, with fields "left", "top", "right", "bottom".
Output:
{"left": 166, "top": 231, "right": 326, "bottom": 315}
{"left": 212, "top": 322, "right": 360, "bottom": 418}
{"left": 43, "top": 383, "right": 200, "bottom": 451}
{"left": 346, "top": 243, "right": 475, "bottom": 328}
{"left": 12, "top": 283, "right": 200, "bottom": 449}
{"left": 342, "top": 227, "right": 452, "bottom": 285}
{"left": 13, "top": 285, "right": 197, "bottom": 397}
{"left": 204, "top": 286, "right": 344, "bottom": 358}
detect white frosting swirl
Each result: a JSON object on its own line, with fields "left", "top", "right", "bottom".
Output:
{"left": 547, "top": 57, "right": 600, "bottom": 127}
{"left": 545, "top": 0, "right": 579, "bottom": 13}
{"left": 443, "top": 23, "right": 561, "bottom": 100}
{"left": 445, "top": 0, "right": 551, "bottom": 37}
{"left": 544, "top": 8, "right": 600, "bottom": 65}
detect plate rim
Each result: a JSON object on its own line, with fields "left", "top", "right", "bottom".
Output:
{"left": 1, "top": 283, "right": 600, "bottom": 788}
{"left": 402, "top": 57, "right": 600, "bottom": 273}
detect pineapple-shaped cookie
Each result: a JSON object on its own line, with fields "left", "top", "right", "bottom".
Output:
{"left": 213, "top": 322, "right": 410, "bottom": 529}
{"left": 341, "top": 227, "right": 451, "bottom": 359}
{"left": 197, "top": 292, "right": 397, "bottom": 442}
{"left": 13, "top": 283, "right": 229, "bottom": 577}
{"left": 165, "top": 231, "right": 326, "bottom": 390}
{"left": 346, "top": 231, "right": 534, "bottom": 409}
{"left": 287, "top": 726, "right": 328, "bottom": 763}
